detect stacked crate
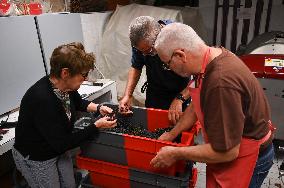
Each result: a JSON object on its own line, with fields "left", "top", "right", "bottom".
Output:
{"left": 77, "top": 105, "right": 199, "bottom": 188}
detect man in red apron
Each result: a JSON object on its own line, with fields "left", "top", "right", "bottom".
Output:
{"left": 150, "top": 23, "right": 275, "bottom": 188}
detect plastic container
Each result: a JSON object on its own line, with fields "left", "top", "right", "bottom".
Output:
{"left": 77, "top": 156, "right": 197, "bottom": 188}
{"left": 80, "top": 105, "right": 199, "bottom": 175}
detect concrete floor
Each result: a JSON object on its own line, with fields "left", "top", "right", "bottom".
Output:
{"left": 262, "top": 148, "right": 284, "bottom": 188}
{"left": 194, "top": 158, "right": 284, "bottom": 188}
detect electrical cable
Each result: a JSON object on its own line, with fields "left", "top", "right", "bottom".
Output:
{"left": 93, "top": 64, "right": 105, "bottom": 79}
{"left": 4, "top": 113, "right": 10, "bottom": 123}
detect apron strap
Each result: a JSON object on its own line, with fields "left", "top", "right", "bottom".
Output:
{"left": 268, "top": 120, "right": 276, "bottom": 132}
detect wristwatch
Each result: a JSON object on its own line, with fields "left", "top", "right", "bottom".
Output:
{"left": 175, "top": 93, "right": 186, "bottom": 102}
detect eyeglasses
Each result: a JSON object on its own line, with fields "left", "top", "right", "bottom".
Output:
{"left": 143, "top": 46, "right": 156, "bottom": 56}
{"left": 162, "top": 52, "right": 174, "bottom": 70}
{"left": 135, "top": 44, "right": 156, "bottom": 56}
{"left": 80, "top": 72, "right": 89, "bottom": 79}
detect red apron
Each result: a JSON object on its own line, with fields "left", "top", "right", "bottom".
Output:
{"left": 188, "top": 48, "right": 272, "bottom": 188}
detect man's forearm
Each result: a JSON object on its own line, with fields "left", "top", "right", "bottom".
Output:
{"left": 175, "top": 143, "right": 240, "bottom": 163}
{"left": 86, "top": 102, "right": 98, "bottom": 112}
{"left": 170, "top": 103, "right": 197, "bottom": 137}
{"left": 179, "top": 86, "right": 190, "bottom": 100}
{"left": 123, "top": 67, "right": 142, "bottom": 97}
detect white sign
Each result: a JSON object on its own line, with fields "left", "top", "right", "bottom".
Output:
{"left": 264, "top": 58, "right": 284, "bottom": 67}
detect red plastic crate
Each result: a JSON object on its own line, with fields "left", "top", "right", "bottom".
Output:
{"left": 0, "top": 0, "right": 10, "bottom": 15}
{"left": 80, "top": 105, "right": 199, "bottom": 176}
{"left": 28, "top": 3, "right": 42, "bottom": 15}
{"left": 77, "top": 156, "right": 197, "bottom": 188}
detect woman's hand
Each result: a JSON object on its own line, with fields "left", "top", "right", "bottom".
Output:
{"left": 94, "top": 116, "right": 117, "bottom": 129}
{"left": 99, "top": 105, "right": 113, "bottom": 116}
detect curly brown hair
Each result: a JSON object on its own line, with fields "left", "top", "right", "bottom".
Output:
{"left": 50, "top": 42, "right": 95, "bottom": 78}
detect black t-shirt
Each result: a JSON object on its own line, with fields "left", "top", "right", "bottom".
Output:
{"left": 131, "top": 48, "right": 189, "bottom": 96}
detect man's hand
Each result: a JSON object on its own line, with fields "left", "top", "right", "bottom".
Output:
{"left": 150, "top": 146, "right": 179, "bottom": 168}
{"left": 168, "top": 99, "right": 183, "bottom": 125}
{"left": 95, "top": 116, "right": 117, "bottom": 129}
{"left": 158, "top": 131, "right": 176, "bottom": 142}
{"left": 119, "top": 95, "right": 133, "bottom": 115}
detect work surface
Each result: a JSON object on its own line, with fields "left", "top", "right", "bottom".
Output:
{"left": 0, "top": 111, "right": 18, "bottom": 156}
{"left": 0, "top": 79, "right": 117, "bottom": 156}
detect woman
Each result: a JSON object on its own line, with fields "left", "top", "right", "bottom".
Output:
{"left": 12, "top": 42, "right": 117, "bottom": 188}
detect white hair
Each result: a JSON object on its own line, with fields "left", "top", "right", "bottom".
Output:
{"left": 154, "top": 23, "right": 205, "bottom": 59}
{"left": 129, "top": 16, "right": 161, "bottom": 47}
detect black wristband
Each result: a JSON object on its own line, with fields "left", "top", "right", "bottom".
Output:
{"left": 97, "top": 104, "right": 102, "bottom": 114}
{"left": 175, "top": 93, "right": 186, "bottom": 103}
